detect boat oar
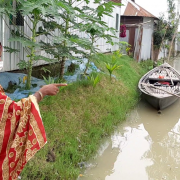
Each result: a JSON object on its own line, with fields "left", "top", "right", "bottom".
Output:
{"left": 140, "top": 83, "right": 180, "bottom": 98}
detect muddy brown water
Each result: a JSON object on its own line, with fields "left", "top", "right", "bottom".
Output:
{"left": 79, "top": 59, "right": 180, "bottom": 180}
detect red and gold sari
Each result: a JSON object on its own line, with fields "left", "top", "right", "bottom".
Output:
{"left": 0, "top": 85, "right": 47, "bottom": 180}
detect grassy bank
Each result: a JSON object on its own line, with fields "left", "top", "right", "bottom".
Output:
{"left": 21, "top": 55, "right": 150, "bottom": 179}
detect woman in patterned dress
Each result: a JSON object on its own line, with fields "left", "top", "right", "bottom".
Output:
{"left": 0, "top": 83, "right": 67, "bottom": 180}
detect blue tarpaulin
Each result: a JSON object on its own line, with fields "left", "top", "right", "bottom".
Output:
{"left": 0, "top": 59, "right": 100, "bottom": 100}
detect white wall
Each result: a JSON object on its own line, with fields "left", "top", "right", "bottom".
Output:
{"left": 140, "top": 17, "right": 154, "bottom": 60}
{"left": 0, "top": 1, "right": 121, "bottom": 72}
{"left": 158, "top": 48, "right": 168, "bottom": 59}
{"left": 119, "top": 30, "right": 129, "bottom": 54}
{"left": 100, "top": 5, "right": 120, "bottom": 52}
{"left": 73, "top": 0, "right": 120, "bottom": 53}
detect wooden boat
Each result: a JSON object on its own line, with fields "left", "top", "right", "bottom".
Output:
{"left": 138, "top": 63, "right": 180, "bottom": 110}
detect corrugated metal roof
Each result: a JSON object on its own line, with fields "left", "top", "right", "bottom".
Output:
{"left": 107, "top": 0, "right": 121, "bottom": 6}
{"left": 123, "top": 1, "right": 158, "bottom": 19}
{"left": 110, "top": 0, "right": 121, "bottom": 3}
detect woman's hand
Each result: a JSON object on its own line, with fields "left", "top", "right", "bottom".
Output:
{"left": 40, "top": 83, "right": 67, "bottom": 96}
{"left": 34, "top": 83, "right": 67, "bottom": 103}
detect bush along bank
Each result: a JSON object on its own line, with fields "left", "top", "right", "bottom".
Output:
{"left": 21, "top": 54, "right": 150, "bottom": 179}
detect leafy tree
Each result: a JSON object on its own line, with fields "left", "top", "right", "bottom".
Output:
{"left": 0, "top": 0, "right": 57, "bottom": 89}
{"left": 153, "top": 0, "right": 179, "bottom": 66}
{"left": 41, "top": 0, "right": 121, "bottom": 78}
{"left": 0, "top": 0, "right": 121, "bottom": 88}
{"left": 39, "top": 0, "right": 94, "bottom": 80}
{"left": 166, "top": 0, "right": 180, "bottom": 61}
{"left": 153, "top": 15, "right": 169, "bottom": 64}
{"left": 78, "top": 1, "right": 121, "bottom": 75}
{"left": 153, "top": 13, "right": 175, "bottom": 66}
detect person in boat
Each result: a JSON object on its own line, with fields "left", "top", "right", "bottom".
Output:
{"left": 0, "top": 83, "right": 67, "bottom": 180}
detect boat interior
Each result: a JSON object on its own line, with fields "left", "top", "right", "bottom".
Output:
{"left": 142, "top": 67, "right": 180, "bottom": 97}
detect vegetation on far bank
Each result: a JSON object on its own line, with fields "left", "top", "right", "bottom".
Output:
{"left": 20, "top": 54, "right": 152, "bottom": 180}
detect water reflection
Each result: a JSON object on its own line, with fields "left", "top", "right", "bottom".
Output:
{"left": 139, "top": 100, "right": 180, "bottom": 180}
{"left": 80, "top": 99, "right": 180, "bottom": 180}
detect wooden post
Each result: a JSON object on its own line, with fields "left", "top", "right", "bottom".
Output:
{"left": 151, "top": 34, "right": 154, "bottom": 61}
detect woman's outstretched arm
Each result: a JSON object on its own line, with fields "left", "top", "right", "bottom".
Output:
{"left": 33, "top": 83, "right": 67, "bottom": 103}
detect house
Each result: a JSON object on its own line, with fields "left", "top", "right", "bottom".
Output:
{"left": 120, "top": 0, "right": 159, "bottom": 62}
{"left": 0, "top": 0, "right": 121, "bottom": 72}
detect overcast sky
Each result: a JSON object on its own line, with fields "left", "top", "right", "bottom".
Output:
{"left": 121, "top": 0, "right": 168, "bottom": 18}
{"left": 134, "top": 0, "right": 168, "bottom": 17}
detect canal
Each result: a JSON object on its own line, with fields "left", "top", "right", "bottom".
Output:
{"left": 79, "top": 59, "right": 180, "bottom": 180}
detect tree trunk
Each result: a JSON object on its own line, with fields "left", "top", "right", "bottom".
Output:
{"left": 59, "top": 10, "right": 70, "bottom": 79}
{"left": 26, "top": 17, "right": 38, "bottom": 89}
{"left": 167, "top": 28, "right": 178, "bottom": 61}
{"left": 84, "top": 36, "right": 95, "bottom": 75}
{"left": 153, "top": 47, "right": 161, "bottom": 68}
{"left": 84, "top": 60, "right": 90, "bottom": 75}
{"left": 151, "top": 35, "right": 154, "bottom": 61}
{"left": 151, "top": 34, "right": 158, "bottom": 68}
{"left": 59, "top": 56, "right": 66, "bottom": 79}
{"left": 163, "top": 44, "right": 166, "bottom": 63}
{"left": 26, "top": 61, "right": 33, "bottom": 89}
{"left": 153, "top": 25, "right": 168, "bottom": 68}
{"left": 167, "top": 13, "right": 180, "bottom": 61}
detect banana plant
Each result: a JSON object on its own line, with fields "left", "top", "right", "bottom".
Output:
{"left": 87, "top": 73, "right": 100, "bottom": 89}
{"left": 42, "top": 75, "right": 55, "bottom": 85}
{"left": 105, "top": 62, "right": 121, "bottom": 81}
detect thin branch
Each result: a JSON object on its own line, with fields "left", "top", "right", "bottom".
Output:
{"left": 73, "top": 0, "right": 84, "bottom": 7}
{"left": 24, "top": 16, "right": 32, "bottom": 31}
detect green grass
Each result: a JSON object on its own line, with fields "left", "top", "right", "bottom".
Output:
{"left": 21, "top": 54, "right": 151, "bottom": 180}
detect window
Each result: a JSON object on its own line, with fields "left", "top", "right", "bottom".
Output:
{"left": 10, "top": 0, "right": 24, "bottom": 26}
{"left": 115, "top": 13, "right": 119, "bottom": 30}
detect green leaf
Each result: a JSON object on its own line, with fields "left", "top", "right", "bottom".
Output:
{"left": 4, "top": 46, "right": 20, "bottom": 54}
{"left": 8, "top": 37, "right": 41, "bottom": 48}
{"left": 17, "top": 60, "right": 29, "bottom": 70}
{"left": 17, "top": 0, "right": 51, "bottom": 16}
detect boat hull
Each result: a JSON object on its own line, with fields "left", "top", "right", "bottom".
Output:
{"left": 142, "top": 92, "right": 179, "bottom": 110}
